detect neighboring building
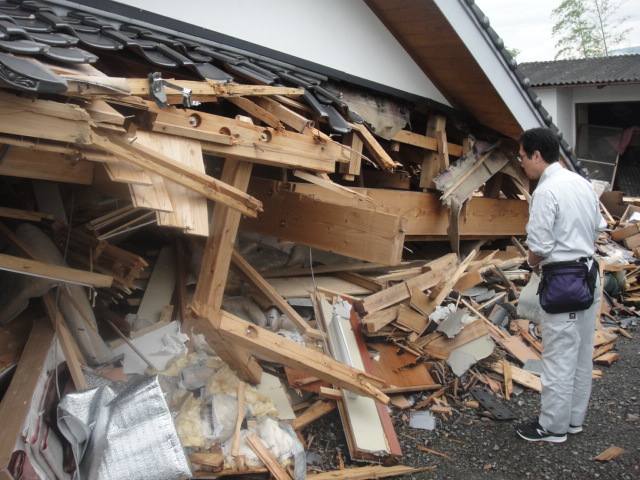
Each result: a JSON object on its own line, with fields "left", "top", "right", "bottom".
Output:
{"left": 520, "top": 55, "right": 640, "bottom": 195}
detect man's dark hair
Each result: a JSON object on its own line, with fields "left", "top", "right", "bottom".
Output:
{"left": 519, "top": 127, "right": 560, "bottom": 164}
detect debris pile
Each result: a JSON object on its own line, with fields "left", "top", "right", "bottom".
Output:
{"left": 0, "top": 1, "right": 638, "bottom": 479}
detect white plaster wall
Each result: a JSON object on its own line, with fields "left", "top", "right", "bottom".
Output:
{"left": 111, "top": 0, "right": 449, "bottom": 104}
{"left": 571, "top": 84, "right": 640, "bottom": 104}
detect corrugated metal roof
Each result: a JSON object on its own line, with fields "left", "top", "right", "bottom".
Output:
{"left": 519, "top": 54, "right": 640, "bottom": 87}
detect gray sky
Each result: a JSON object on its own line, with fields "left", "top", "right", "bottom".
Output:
{"left": 476, "top": 0, "right": 640, "bottom": 62}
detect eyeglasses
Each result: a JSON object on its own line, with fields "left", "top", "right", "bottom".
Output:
{"left": 517, "top": 152, "right": 529, "bottom": 163}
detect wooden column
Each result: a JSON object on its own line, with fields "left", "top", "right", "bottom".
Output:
{"left": 419, "top": 114, "right": 446, "bottom": 190}
{"left": 187, "top": 158, "right": 262, "bottom": 384}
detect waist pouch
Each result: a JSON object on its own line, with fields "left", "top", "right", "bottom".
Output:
{"left": 537, "top": 259, "right": 598, "bottom": 314}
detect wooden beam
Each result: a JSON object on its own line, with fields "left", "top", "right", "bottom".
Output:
{"left": 226, "top": 96, "right": 282, "bottom": 130}
{"left": 229, "top": 249, "right": 323, "bottom": 339}
{"left": 130, "top": 79, "right": 303, "bottom": 98}
{"left": 292, "top": 169, "right": 372, "bottom": 203}
{"left": 0, "top": 253, "right": 113, "bottom": 288}
{"left": 251, "top": 96, "right": 312, "bottom": 132}
{"left": 62, "top": 78, "right": 303, "bottom": 98}
{"left": 306, "top": 465, "right": 436, "bottom": 479}
{"left": 340, "top": 131, "right": 364, "bottom": 178}
{"left": 188, "top": 159, "right": 262, "bottom": 384}
{"left": 147, "top": 102, "right": 347, "bottom": 172}
{"left": 288, "top": 182, "right": 529, "bottom": 238}
{"left": 244, "top": 434, "right": 291, "bottom": 480}
{"left": 242, "top": 179, "right": 406, "bottom": 266}
{"left": 0, "top": 90, "right": 91, "bottom": 144}
{"left": 0, "top": 147, "right": 94, "bottom": 185}
{"left": 392, "top": 129, "right": 465, "bottom": 157}
{"left": 0, "top": 206, "right": 55, "bottom": 223}
{"left": 217, "top": 309, "right": 390, "bottom": 404}
{"left": 0, "top": 318, "right": 54, "bottom": 477}
{"left": 350, "top": 122, "right": 399, "bottom": 173}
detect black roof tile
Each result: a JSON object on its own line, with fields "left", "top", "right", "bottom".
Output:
{"left": 519, "top": 55, "right": 640, "bottom": 87}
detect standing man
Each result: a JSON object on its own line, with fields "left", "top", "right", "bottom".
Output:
{"left": 515, "top": 127, "right": 606, "bottom": 443}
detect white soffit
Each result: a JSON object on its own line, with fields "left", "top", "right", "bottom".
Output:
{"left": 434, "top": 0, "right": 543, "bottom": 130}
{"left": 112, "top": 0, "right": 450, "bottom": 105}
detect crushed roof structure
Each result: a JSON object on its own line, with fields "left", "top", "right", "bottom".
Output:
{"left": 4, "top": 1, "right": 636, "bottom": 479}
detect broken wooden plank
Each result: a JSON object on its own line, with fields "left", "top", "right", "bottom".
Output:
{"left": 355, "top": 253, "right": 458, "bottom": 315}
{"left": 488, "top": 361, "right": 541, "bottom": 392}
{"left": 93, "top": 129, "right": 262, "bottom": 217}
{"left": 307, "top": 465, "right": 436, "bottom": 479}
{"left": 0, "top": 147, "right": 94, "bottom": 185}
{"left": 367, "top": 342, "right": 438, "bottom": 393}
{"left": 594, "top": 352, "right": 619, "bottom": 366}
{"left": 251, "top": 96, "right": 312, "bottom": 132}
{"left": 292, "top": 169, "right": 372, "bottom": 203}
{"left": 0, "top": 253, "right": 113, "bottom": 288}
{"left": 423, "top": 318, "right": 489, "bottom": 359}
{"left": 230, "top": 249, "right": 322, "bottom": 339}
{"left": 411, "top": 249, "right": 476, "bottom": 317}
{"left": 244, "top": 433, "right": 291, "bottom": 480}
{"left": 226, "top": 96, "right": 283, "bottom": 130}
{"left": 214, "top": 308, "right": 389, "bottom": 403}
{"left": 361, "top": 306, "right": 401, "bottom": 333}
{"left": 0, "top": 318, "right": 55, "bottom": 477}
{"left": 188, "top": 452, "right": 226, "bottom": 469}
{"left": 133, "top": 131, "right": 209, "bottom": 236}
{"left": 395, "top": 304, "right": 430, "bottom": 335}
{"left": 350, "top": 122, "right": 400, "bottom": 173}
{"left": 0, "top": 90, "right": 91, "bottom": 144}
{"left": 290, "top": 400, "right": 336, "bottom": 431}
{"left": 592, "top": 446, "right": 626, "bottom": 462}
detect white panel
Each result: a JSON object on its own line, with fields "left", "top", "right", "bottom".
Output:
{"left": 110, "top": 0, "right": 449, "bottom": 104}
{"left": 434, "top": 0, "right": 544, "bottom": 131}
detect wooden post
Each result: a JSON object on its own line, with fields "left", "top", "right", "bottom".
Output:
{"left": 419, "top": 114, "right": 446, "bottom": 190}
{"left": 187, "top": 158, "right": 262, "bottom": 384}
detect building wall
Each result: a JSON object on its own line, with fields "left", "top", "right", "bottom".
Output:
{"left": 111, "top": 0, "right": 449, "bottom": 104}
{"left": 533, "top": 83, "right": 639, "bottom": 154}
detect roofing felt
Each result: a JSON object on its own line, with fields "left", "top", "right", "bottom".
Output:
{"left": 519, "top": 54, "right": 640, "bottom": 87}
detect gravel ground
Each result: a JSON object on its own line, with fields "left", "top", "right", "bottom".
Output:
{"left": 309, "top": 323, "right": 640, "bottom": 480}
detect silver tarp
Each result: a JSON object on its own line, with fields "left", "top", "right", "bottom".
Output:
{"left": 58, "top": 375, "right": 191, "bottom": 480}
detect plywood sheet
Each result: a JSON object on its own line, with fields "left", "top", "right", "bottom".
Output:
{"left": 367, "top": 342, "right": 437, "bottom": 392}
{"left": 134, "top": 131, "right": 209, "bottom": 236}
{"left": 266, "top": 276, "right": 372, "bottom": 298}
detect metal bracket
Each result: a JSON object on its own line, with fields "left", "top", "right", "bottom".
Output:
{"left": 148, "top": 72, "right": 200, "bottom": 109}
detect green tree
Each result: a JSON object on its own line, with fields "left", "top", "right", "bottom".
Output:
{"left": 506, "top": 46, "right": 521, "bottom": 59}
{"left": 551, "top": 0, "right": 631, "bottom": 59}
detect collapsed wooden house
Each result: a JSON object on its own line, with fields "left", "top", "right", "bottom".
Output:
{"left": 1, "top": 1, "right": 636, "bottom": 479}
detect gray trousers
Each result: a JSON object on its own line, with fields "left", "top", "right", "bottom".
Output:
{"left": 539, "top": 276, "right": 601, "bottom": 434}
